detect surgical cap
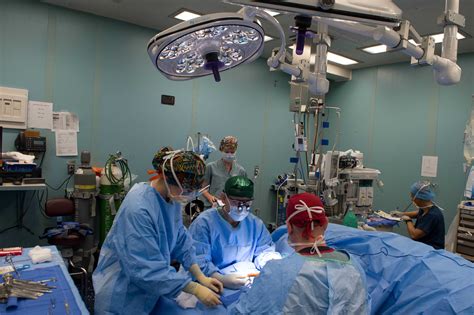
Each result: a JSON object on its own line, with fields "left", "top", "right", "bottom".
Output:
{"left": 224, "top": 176, "right": 254, "bottom": 199}
{"left": 219, "top": 136, "right": 238, "bottom": 152}
{"left": 410, "top": 181, "right": 435, "bottom": 201}
{"left": 152, "top": 147, "right": 205, "bottom": 190}
{"left": 286, "top": 193, "right": 328, "bottom": 236}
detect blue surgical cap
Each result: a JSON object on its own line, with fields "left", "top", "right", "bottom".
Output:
{"left": 410, "top": 181, "right": 435, "bottom": 201}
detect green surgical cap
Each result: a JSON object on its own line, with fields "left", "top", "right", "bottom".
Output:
{"left": 224, "top": 176, "right": 254, "bottom": 199}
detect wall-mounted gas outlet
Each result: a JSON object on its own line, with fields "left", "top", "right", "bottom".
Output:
{"left": 67, "top": 160, "right": 76, "bottom": 175}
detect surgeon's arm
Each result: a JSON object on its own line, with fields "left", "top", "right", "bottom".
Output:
{"left": 405, "top": 220, "right": 426, "bottom": 240}
{"left": 116, "top": 209, "right": 192, "bottom": 299}
{"left": 172, "top": 223, "right": 198, "bottom": 270}
{"left": 172, "top": 221, "right": 223, "bottom": 292}
{"left": 253, "top": 220, "right": 282, "bottom": 269}
{"left": 202, "top": 165, "right": 217, "bottom": 204}
{"left": 188, "top": 218, "right": 220, "bottom": 276}
{"left": 404, "top": 210, "right": 419, "bottom": 218}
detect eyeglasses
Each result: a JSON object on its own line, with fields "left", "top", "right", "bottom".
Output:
{"left": 227, "top": 197, "right": 252, "bottom": 211}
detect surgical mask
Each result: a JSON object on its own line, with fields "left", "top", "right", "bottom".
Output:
{"left": 222, "top": 152, "right": 236, "bottom": 162}
{"left": 229, "top": 206, "right": 250, "bottom": 222}
{"left": 412, "top": 202, "right": 433, "bottom": 209}
{"left": 226, "top": 195, "right": 251, "bottom": 222}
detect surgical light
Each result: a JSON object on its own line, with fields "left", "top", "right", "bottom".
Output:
{"left": 149, "top": 0, "right": 463, "bottom": 87}
{"left": 174, "top": 10, "right": 201, "bottom": 21}
{"left": 148, "top": 12, "right": 265, "bottom": 82}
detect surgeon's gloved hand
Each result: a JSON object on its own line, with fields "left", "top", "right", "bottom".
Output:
{"left": 197, "top": 275, "right": 223, "bottom": 294}
{"left": 401, "top": 215, "right": 412, "bottom": 222}
{"left": 192, "top": 283, "right": 222, "bottom": 307}
{"left": 188, "top": 263, "right": 223, "bottom": 293}
{"left": 212, "top": 272, "right": 248, "bottom": 290}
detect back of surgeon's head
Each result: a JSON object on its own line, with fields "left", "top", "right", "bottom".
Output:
{"left": 151, "top": 147, "right": 206, "bottom": 191}
{"left": 286, "top": 193, "right": 328, "bottom": 243}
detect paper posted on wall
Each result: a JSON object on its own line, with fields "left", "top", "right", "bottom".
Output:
{"left": 55, "top": 130, "right": 78, "bottom": 156}
{"left": 52, "top": 112, "right": 79, "bottom": 131}
{"left": 27, "top": 101, "right": 53, "bottom": 129}
{"left": 421, "top": 156, "right": 438, "bottom": 178}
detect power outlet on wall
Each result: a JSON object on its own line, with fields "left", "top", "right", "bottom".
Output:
{"left": 67, "top": 160, "right": 76, "bottom": 175}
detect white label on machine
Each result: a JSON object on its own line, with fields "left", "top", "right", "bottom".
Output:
{"left": 421, "top": 155, "right": 438, "bottom": 178}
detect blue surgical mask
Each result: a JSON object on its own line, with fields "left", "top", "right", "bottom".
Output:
{"left": 222, "top": 152, "right": 236, "bottom": 162}
{"left": 229, "top": 206, "right": 250, "bottom": 222}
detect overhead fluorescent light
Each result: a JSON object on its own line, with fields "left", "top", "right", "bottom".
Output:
{"left": 264, "top": 9, "right": 280, "bottom": 17}
{"left": 174, "top": 10, "right": 201, "bottom": 21}
{"left": 430, "top": 32, "right": 465, "bottom": 43}
{"left": 264, "top": 35, "right": 274, "bottom": 42}
{"left": 327, "top": 52, "right": 358, "bottom": 65}
{"left": 362, "top": 44, "right": 388, "bottom": 54}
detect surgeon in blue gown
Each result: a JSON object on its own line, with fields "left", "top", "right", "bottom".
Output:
{"left": 229, "top": 192, "right": 369, "bottom": 314}
{"left": 189, "top": 176, "right": 281, "bottom": 290}
{"left": 93, "top": 148, "right": 223, "bottom": 315}
{"left": 273, "top": 223, "right": 474, "bottom": 314}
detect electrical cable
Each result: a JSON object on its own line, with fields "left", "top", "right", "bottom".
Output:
{"left": 46, "top": 174, "right": 73, "bottom": 191}
{"left": 0, "top": 191, "right": 38, "bottom": 235}
{"left": 20, "top": 191, "right": 37, "bottom": 220}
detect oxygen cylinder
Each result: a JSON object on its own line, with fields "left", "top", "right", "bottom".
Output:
{"left": 98, "top": 164, "right": 124, "bottom": 244}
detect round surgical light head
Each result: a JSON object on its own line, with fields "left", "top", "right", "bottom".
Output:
{"left": 148, "top": 13, "right": 265, "bottom": 81}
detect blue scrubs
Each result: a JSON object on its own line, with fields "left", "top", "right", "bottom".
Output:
{"left": 202, "top": 159, "right": 246, "bottom": 207}
{"left": 189, "top": 208, "right": 278, "bottom": 276}
{"left": 415, "top": 205, "right": 445, "bottom": 249}
{"left": 93, "top": 183, "right": 197, "bottom": 315}
{"left": 229, "top": 251, "right": 369, "bottom": 314}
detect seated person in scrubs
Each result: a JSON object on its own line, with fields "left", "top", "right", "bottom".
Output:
{"left": 189, "top": 176, "right": 281, "bottom": 290}
{"left": 201, "top": 136, "right": 247, "bottom": 208}
{"left": 229, "top": 193, "right": 368, "bottom": 314}
{"left": 393, "top": 181, "right": 445, "bottom": 249}
{"left": 93, "top": 148, "right": 223, "bottom": 315}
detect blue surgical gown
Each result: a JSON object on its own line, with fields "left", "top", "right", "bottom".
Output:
{"left": 229, "top": 251, "right": 369, "bottom": 314}
{"left": 273, "top": 224, "right": 474, "bottom": 315}
{"left": 93, "top": 183, "right": 197, "bottom": 315}
{"left": 189, "top": 208, "right": 279, "bottom": 276}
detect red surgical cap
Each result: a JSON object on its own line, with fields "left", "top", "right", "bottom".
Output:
{"left": 286, "top": 193, "right": 327, "bottom": 239}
